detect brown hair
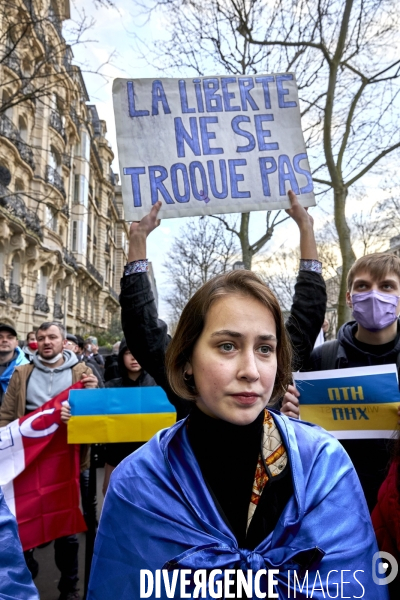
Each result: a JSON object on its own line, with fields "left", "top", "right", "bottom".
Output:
{"left": 347, "top": 253, "right": 400, "bottom": 291}
{"left": 165, "top": 270, "right": 292, "bottom": 403}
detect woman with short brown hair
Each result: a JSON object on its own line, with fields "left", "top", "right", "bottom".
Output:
{"left": 88, "top": 197, "right": 386, "bottom": 600}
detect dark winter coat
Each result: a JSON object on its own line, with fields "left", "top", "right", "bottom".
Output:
{"left": 308, "top": 320, "right": 400, "bottom": 511}
{"left": 104, "top": 339, "right": 157, "bottom": 467}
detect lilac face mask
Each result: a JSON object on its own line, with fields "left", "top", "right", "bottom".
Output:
{"left": 351, "top": 290, "right": 399, "bottom": 332}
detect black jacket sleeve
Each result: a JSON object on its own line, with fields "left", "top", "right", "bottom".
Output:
{"left": 285, "top": 270, "right": 327, "bottom": 372}
{"left": 119, "top": 272, "right": 192, "bottom": 420}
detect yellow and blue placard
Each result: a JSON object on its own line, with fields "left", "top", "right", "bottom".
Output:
{"left": 67, "top": 387, "right": 176, "bottom": 444}
{"left": 293, "top": 364, "right": 400, "bottom": 439}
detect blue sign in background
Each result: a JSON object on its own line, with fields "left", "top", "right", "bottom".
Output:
{"left": 295, "top": 372, "right": 400, "bottom": 405}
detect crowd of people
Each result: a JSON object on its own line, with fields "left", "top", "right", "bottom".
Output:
{"left": 1, "top": 190, "right": 400, "bottom": 599}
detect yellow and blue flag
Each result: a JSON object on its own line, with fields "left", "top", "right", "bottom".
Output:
{"left": 67, "top": 387, "right": 176, "bottom": 444}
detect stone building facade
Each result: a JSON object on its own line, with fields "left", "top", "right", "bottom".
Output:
{"left": 0, "top": 0, "right": 129, "bottom": 339}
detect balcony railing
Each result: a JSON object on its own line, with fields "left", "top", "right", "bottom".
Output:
{"left": 0, "top": 188, "right": 43, "bottom": 239}
{"left": 108, "top": 286, "right": 119, "bottom": 302}
{"left": 49, "top": 110, "right": 66, "bottom": 141}
{"left": 60, "top": 204, "right": 70, "bottom": 218}
{"left": 62, "top": 153, "right": 71, "bottom": 169}
{"left": 63, "top": 247, "right": 78, "bottom": 270}
{"left": 54, "top": 303, "right": 64, "bottom": 319}
{"left": 70, "top": 106, "right": 80, "bottom": 131}
{"left": 3, "top": 53, "right": 20, "bottom": 74}
{"left": 9, "top": 283, "right": 23, "bottom": 305}
{"left": 0, "top": 114, "right": 35, "bottom": 170}
{"left": 34, "top": 293, "right": 50, "bottom": 313}
{"left": 48, "top": 7, "right": 62, "bottom": 36}
{"left": 86, "top": 259, "right": 104, "bottom": 286}
{"left": 0, "top": 278, "right": 8, "bottom": 301}
{"left": 45, "top": 165, "right": 66, "bottom": 198}
{"left": 64, "top": 46, "right": 74, "bottom": 74}
{"left": 112, "top": 197, "right": 120, "bottom": 218}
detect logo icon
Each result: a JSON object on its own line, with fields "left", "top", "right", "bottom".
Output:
{"left": 372, "top": 551, "right": 398, "bottom": 585}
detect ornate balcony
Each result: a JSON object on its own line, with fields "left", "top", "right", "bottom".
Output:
{"left": 60, "top": 204, "right": 70, "bottom": 218}
{"left": 33, "top": 293, "right": 50, "bottom": 313}
{"left": 62, "top": 153, "right": 71, "bottom": 169}
{"left": 108, "top": 286, "right": 119, "bottom": 302}
{"left": 54, "top": 303, "right": 64, "bottom": 319}
{"left": 0, "top": 114, "right": 35, "bottom": 170}
{"left": 70, "top": 106, "right": 80, "bottom": 131}
{"left": 9, "top": 283, "right": 23, "bottom": 305}
{"left": 112, "top": 197, "right": 120, "bottom": 218}
{"left": 64, "top": 46, "right": 74, "bottom": 74}
{"left": 49, "top": 110, "right": 66, "bottom": 141}
{"left": 0, "top": 189, "right": 43, "bottom": 239}
{"left": 86, "top": 259, "right": 104, "bottom": 286}
{"left": 45, "top": 165, "right": 66, "bottom": 197}
{"left": 0, "top": 278, "right": 8, "bottom": 301}
{"left": 48, "top": 7, "right": 62, "bottom": 36}
{"left": 63, "top": 247, "right": 78, "bottom": 270}
{"left": 3, "top": 53, "right": 20, "bottom": 74}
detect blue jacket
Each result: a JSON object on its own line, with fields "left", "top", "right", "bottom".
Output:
{"left": 88, "top": 411, "right": 388, "bottom": 599}
{"left": 0, "top": 346, "right": 29, "bottom": 397}
{"left": 0, "top": 488, "right": 39, "bottom": 600}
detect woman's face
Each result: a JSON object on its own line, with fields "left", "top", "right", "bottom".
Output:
{"left": 186, "top": 294, "right": 278, "bottom": 426}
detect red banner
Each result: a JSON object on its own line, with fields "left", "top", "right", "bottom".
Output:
{"left": 0, "top": 383, "right": 87, "bottom": 550}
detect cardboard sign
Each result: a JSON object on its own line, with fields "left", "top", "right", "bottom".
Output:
{"left": 293, "top": 365, "right": 400, "bottom": 439}
{"left": 68, "top": 387, "right": 176, "bottom": 443}
{"left": 113, "top": 74, "right": 315, "bottom": 220}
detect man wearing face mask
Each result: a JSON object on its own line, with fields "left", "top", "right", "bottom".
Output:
{"left": 282, "top": 253, "right": 400, "bottom": 511}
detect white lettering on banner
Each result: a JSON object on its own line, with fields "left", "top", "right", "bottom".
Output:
{"left": 113, "top": 75, "right": 315, "bottom": 221}
{"left": 19, "top": 408, "right": 59, "bottom": 438}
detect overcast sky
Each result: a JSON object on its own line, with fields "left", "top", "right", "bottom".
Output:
{"left": 64, "top": 1, "right": 391, "bottom": 322}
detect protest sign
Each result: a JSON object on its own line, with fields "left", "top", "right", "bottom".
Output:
{"left": 293, "top": 364, "right": 399, "bottom": 439}
{"left": 113, "top": 74, "right": 315, "bottom": 220}
{"left": 68, "top": 387, "right": 176, "bottom": 443}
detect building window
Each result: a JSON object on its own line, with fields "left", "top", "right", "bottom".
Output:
{"left": 9, "top": 255, "right": 20, "bottom": 285}
{"left": 46, "top": 205, "right": 57, "bottom": 231}
{"left": 72, "top": 221, "right": 78, "bottom": 251}
{"left": 81, "top": 130, "right": 90, "bottom": 162}
{"left": 73, "top": 174, "right": 88, "bottom": 207}
{"left": 37, "top": 267, "right": 48, "bottom": 295}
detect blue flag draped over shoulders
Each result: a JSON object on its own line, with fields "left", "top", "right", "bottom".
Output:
{"left": 0, "top": 488, "right": 39, "bottom": 600}
{"left": 87, "top": 411, "right": 388, "bottom": 599}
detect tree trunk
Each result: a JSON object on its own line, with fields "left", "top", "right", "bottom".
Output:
{"left": 239, "top": 212, "right": 252, "bottom": 269}
{"left": 334, "top": 187, "right": 356, "bottom": 327}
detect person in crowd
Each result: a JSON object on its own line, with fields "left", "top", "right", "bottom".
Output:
{"left": 281, "top": 253, "right": 400, "bottom": 512}
{"left": 22, "top": 331, "right": 38, "bottom": 362}
{"left": 117, "top": 191, "right": 326, "bottom": 422}
{"left": 0, "top": 487, "right": 39, "bottom": 600}
{"left": 0, "top": 323, "right": 28, "bottom": 406}
{"left": 67, "top": 334, "right": 104, "bottom": 387}
{"left": 102, "top": 339, "right": 157, "bottom": 494}
{"left": 87, "top": 200, "right": 385, "bottom": 599}
{"left": 372, "top": 431, "right": 400, "bottom": 600}
{"left": 0, "top": 321, "right": 98, "bottom": 600}
{"left": 84, "top": 336, "right": 105, "bottom": 370}
{"left": 104, "top": 340, "right": 121, "bottom": 382}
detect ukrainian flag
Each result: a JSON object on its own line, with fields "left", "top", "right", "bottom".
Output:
{"left": 67, "top": 387, "right": 176, "bottom": 444}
